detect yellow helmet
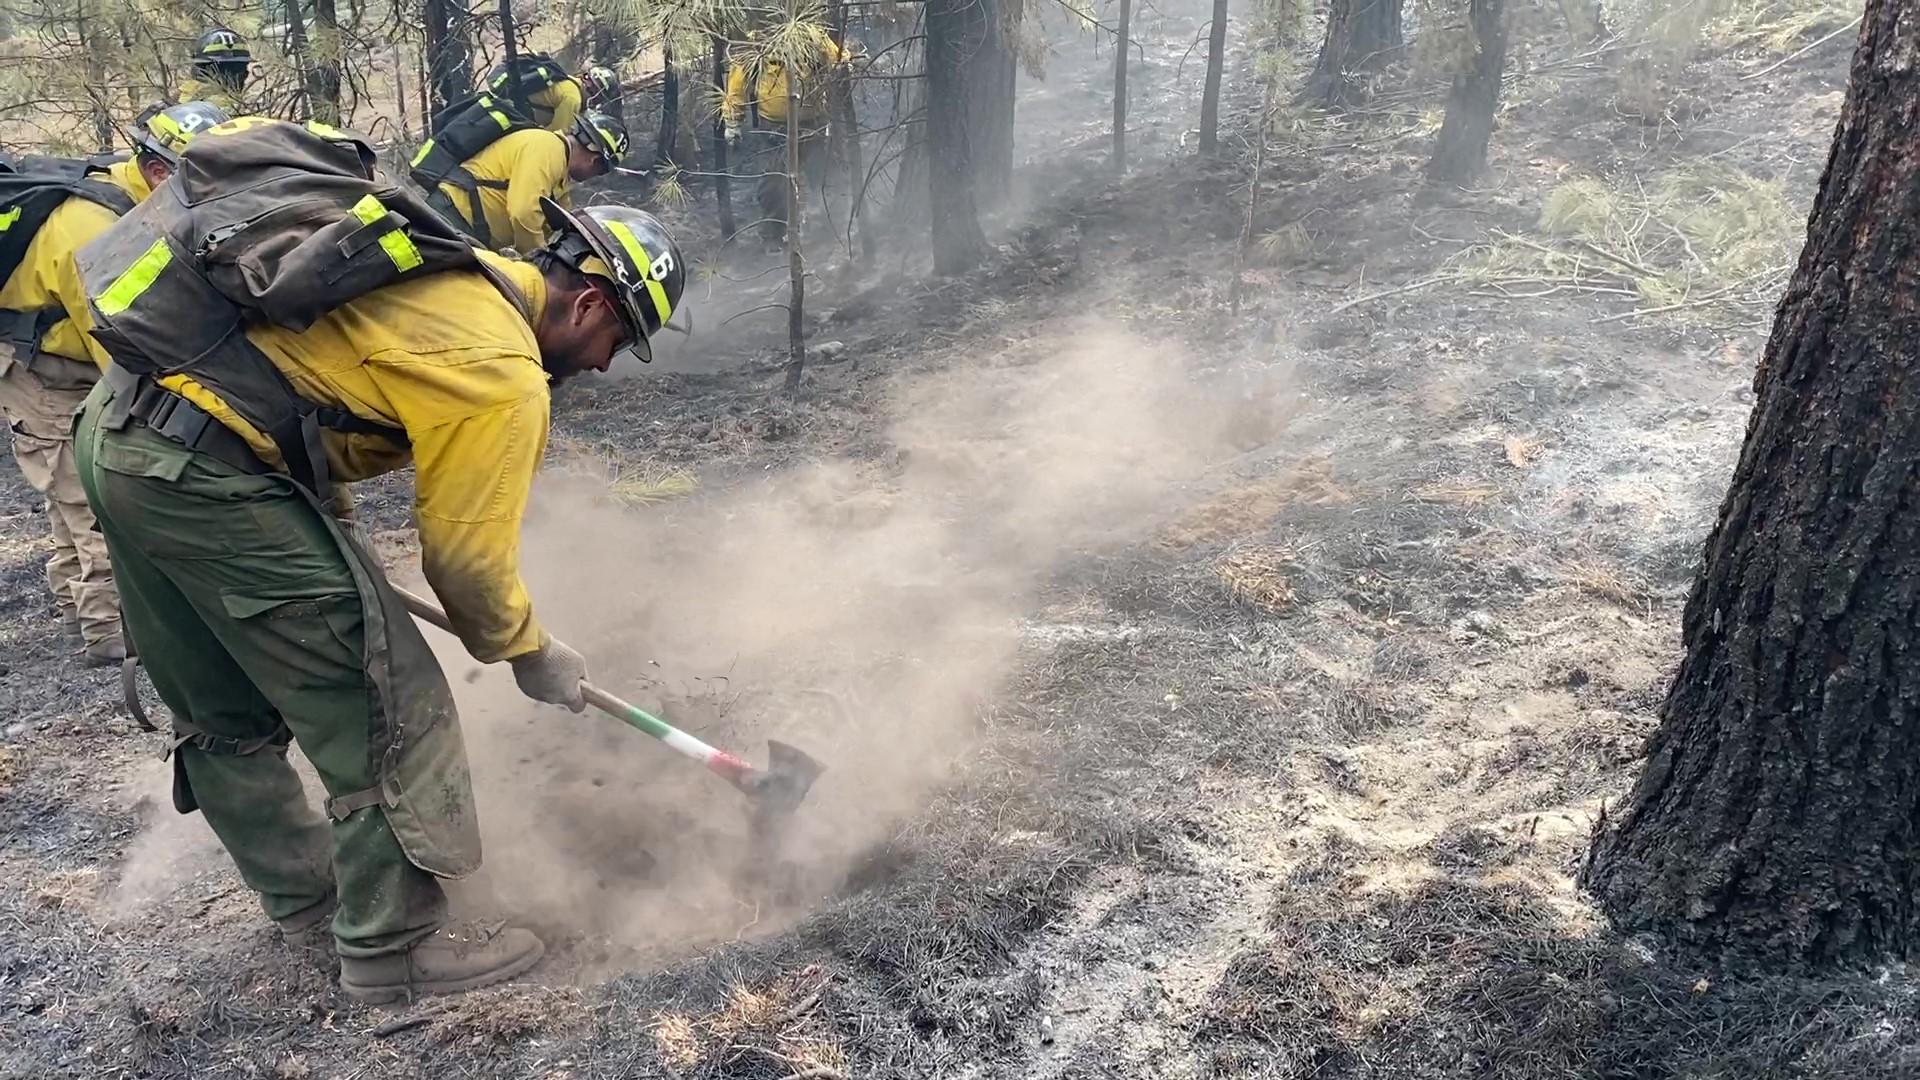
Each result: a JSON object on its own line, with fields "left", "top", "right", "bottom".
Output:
{"left": 133, "top": 101, "right": 233, "bottom": 165}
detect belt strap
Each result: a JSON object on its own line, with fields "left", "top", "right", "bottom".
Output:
{"left": 167, "top": 717, "right": 290, "bottom": 757}
{"left": 104, "top": 363, "right": 271, "bottom": 476}
{"left": 0, "top": 306, "right": 66, "bottom": 355}
{"left": 326, "top": 786, "right": 387, "bottom": 821}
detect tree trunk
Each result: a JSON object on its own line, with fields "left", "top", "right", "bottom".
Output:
{"left": 286, "top": 0, "right": 316, "bottom": 122}
{"left": 828, "top": 0, "right": 874, "bottom": 261}
{"left": 656, "top": 42, "right": 679, "bottom": 166}
{"left": 499, "top": 0, "right": 526, "bottom": 116}
{"left": 1199, "top": 0, "right": 1229, "bottom": 154}
{"left": 963, "top": 0, "right": 1017, "bottom": 209}
{"left": 1112, "top": 0, "right": 1130, "bottom": 172}
{"left": 926, "top": 0, "right": 989, "bottom": 274}
{"left": 1305, "top": 0, "right": 1402, "bottom": 105}
{"left": 591, "top": 23, "right": 632, "bottom": 126}
{"left": 784, "top": 74, "right": 806, "bottom": 392}
{"left": 310, "top": 0, "right": 343, "bottom": 125}
{"left": 77, "top": 0, "right": 112, "bottom": 150}
{"left": 711, "top": 35, "right": 736, "bottom": 243}
{"left": 1583, "top": 0, "right": 1920, "bottom": 972}
{"left": 1424, "top": 0, "right": 1506, "bottom": 183}
{"left": 424, "top": 0, "right": 471, "bottom": 127}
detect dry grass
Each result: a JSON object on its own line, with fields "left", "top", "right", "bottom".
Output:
{"left": 1558, "top": 559, "right": 1652, "bottom": 608}
{"left": 610, "top": 462, "right": 701, "bottom": 506}
{"left": 426, "top": 985, "right": 589, "bottom": 1050}
{"left": 1409, "top": 479, "right": 1501, "bottom": 506}
{"left": 1162, "top": 459, "right": 1349, "bottom": 550}
{"left": 33, "top": 868, "right": 99, "bottom": 912}
{"left": 1216, "top": 546, "right": 1299, "bottom": 612}
{"left": 647, "top": 967, "right": 846, "bottom": 1078}
{"left": 1711, "top": 0, "right": 1859, "bottom": 51}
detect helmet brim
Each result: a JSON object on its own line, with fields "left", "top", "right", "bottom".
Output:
{"left": 540, "top": 196, "right": 652, "bottom": 358}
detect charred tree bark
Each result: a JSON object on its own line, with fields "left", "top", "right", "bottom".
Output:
{"left": 1583, "top": 0, "right": 1920, "bottom": 971}
{"left": 1199, "top": 0, "right": 1229, "bottom": 154}
{"left": 1113, "top": 0, "right": 1130, "bottom": 172}
{"left": 424, "top": 0, "right": 472, "bottom": 126}
{"left": 710, "top": 35, "right": 736, "bottom": 243}
{"left": 1425, "top": 0, "right": 1506, "bottom": 184}
{"left": 827, "top": 0, "right": 874, "bottom": 261}
{"left": 964, "top": 0, "right": 1018, "bottom": 208}
{"left": 77, "top": 0, "right": 112, "bottom": 150}
{"left": 285, "top": 0, "right": 317, "bottom": 121}
{"left": 926, "top": 0, "right": 989, "bottom": 274}
{"left": 1305, "top": 0, "right": 1402, "bottom": 105}
{"left": 656, "top": 41, "right": 679, "bottom": 167}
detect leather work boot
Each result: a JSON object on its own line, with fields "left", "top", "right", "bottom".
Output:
{"left": 83, "top": 634, "right": 127, "bottom": 668}
{"left": 339, "top": 921, "right": 545, "bottom": 1004}
{"left": 275, "top": 893, "right": 339, "bottom": 971}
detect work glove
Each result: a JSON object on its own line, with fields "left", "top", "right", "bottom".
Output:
{"left": 725, "top": 122, "right": 741, "bottom": 146}
{"left": 510, "top": 636, "right": 588, "bottom": 712}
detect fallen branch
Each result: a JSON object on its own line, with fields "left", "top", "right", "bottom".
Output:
{"left": 371, "top": 1006, "right": 447, "bottom": 1037}
{"left": 1741, "top": 17, "right": 1860, "bottom": 80}
{"left": 1326, "top": 274, "right": 1453, "bottom": 314}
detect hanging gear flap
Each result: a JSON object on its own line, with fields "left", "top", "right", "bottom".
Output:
{"left": 76, "top": 117, "right": 493, "bottom": 497}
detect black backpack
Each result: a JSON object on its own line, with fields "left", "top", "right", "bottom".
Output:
{"left": 408, "top": 92, "right": 546, "bottom": 247}
{"left": 79, "top": 118, "right": 519, "bottom": 499}
{"left": 0, "top": 155, "right": 138, "bottom": 355}
{"left": 483, "top": 53, "right": 570, "bottom": 112}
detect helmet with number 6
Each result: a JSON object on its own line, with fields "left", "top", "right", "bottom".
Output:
{"left": 133, "top": 101, "right": 232, "bottom": 166}
{"left": 538, "top": 200, "right": 685, "bottom": 362}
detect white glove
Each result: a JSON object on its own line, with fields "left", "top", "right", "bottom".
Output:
{"left": 510, "top": 636, "right": 588, "bottom": 712}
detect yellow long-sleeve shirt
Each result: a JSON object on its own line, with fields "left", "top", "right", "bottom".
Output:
{"left": 154, "top": 254, "right": 554, "bottom": 662}
{"left": 521, "top": 78, "right": 582, "bottom": 133}
{"left": 723, "top": 38, "right": 846, "bottom": 125}
{"left": 0, "top": 159, "right": 151, "bottom": 370}
{"left": 438, "top": 128, "right": 571, "bottom": 254}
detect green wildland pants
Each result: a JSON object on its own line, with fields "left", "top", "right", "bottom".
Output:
{"left": 75, "top": 384, "right": 485, "bottom": 957}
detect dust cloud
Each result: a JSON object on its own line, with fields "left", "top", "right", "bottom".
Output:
{"left": 439, "top": 320, "right": 1253, "bottom": 962}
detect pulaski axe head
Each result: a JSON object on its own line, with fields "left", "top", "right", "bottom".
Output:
{"left": 740, "top": 739, "right": 827, "bottom": 822}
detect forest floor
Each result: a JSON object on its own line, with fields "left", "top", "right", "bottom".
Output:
{"left": 5, "top": 6, "right": 1915, "bottom": 1079}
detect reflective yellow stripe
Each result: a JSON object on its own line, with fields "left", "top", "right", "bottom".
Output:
{"left": 306, "top": 120, "right": 350, "bottom": 140}
{"left": 0, "top": 206, "right": 20, "bottom": 231}
{"left": 491, "top": 109, "right": 512, "bottom": 130}
{"left": 410, "top": 138, "right": 435, "bottom": 167}
{"left": 96, "top": 238, "right": 174, "bottom": 316}
{"left": 350, "top": 194, "right": 423, "bottom": 273}
{"left": 602, "top": 220, "right": 672, "bottom": 324}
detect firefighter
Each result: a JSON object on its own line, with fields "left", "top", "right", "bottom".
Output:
{"left": 181, "top": 27, "right": 252, "bottom": 114}
{"left": 0, "top": 101, "right": 228, "bottom": 664}
{"left": 75, "top": 186, "right": 686, "bottom": 1001}
{"left": 722, "top": 33, "right": 847, "bottom": 245}
{"left": 424, "top": 110, "right": 629, "bottom": 253}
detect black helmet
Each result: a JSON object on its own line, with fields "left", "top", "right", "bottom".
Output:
{"left": 132, "top": 101, "right": 232, "bottom": 165}
{"left": 192, "top": 27, "right": 251, "bottom": 65}
{"left": 539, "top": 200, "right": 685, "bottom": 362}
{"left": 573, "top": 111, "right": 630, "bottom": 168}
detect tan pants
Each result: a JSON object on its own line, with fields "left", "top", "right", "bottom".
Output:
{"left": 0, "top": 351, "right": 120, "bottom": 646}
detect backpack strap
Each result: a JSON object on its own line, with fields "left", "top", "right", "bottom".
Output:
{"left": 0, "top": 177, "right": 136, "bottom": 357}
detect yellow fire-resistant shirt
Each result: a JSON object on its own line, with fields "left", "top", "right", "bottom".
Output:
{"left": 0, "top": 159, "right": 152, "bottom": 370}
{"left": 438, "top": 128, "right": 571, "bottom": 254}
{"left": 155, "top": 253, "right": 555, "bottom": 663}
{"left": 520, "top": 78, "right": 583, "bottom": 133}
{"left": 723, "top": 39, "right": 846, "bottom": 125}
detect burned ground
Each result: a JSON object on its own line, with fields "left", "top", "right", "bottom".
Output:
{"left": 1, "top": 7, "right": 1908, "bottom": 1080}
